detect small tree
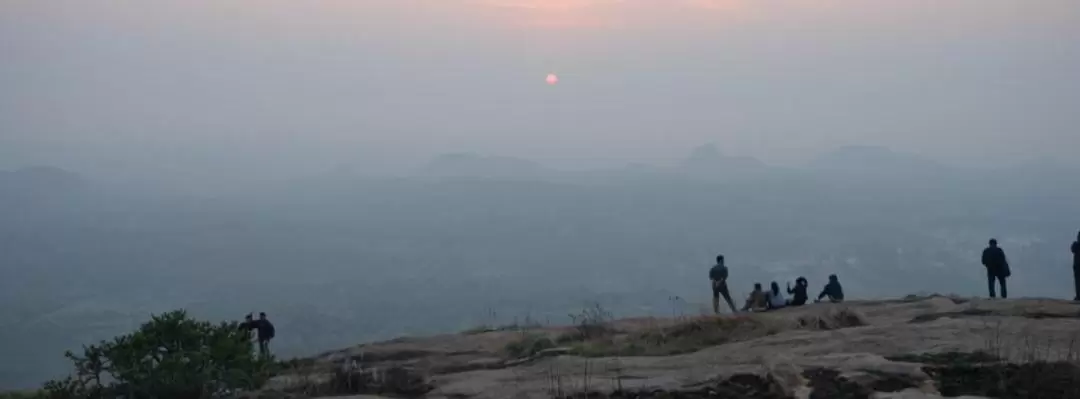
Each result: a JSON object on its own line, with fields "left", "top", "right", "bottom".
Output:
{"left": 43, "top": 310, "right": 271, "bottom": 399}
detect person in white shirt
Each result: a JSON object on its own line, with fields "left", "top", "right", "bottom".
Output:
{"left": 767, "top": 281, "right": 787, "bottom": 310}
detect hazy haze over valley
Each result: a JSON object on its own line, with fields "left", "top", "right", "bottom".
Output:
{"left": 2, "top": 0, "right": 1080, "bottom": 389}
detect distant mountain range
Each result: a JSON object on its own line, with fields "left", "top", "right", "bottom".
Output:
{"left": 411, "top": 144, "right": 1043, "bottom": 182}
{"left": 419, "top": 153, "right": 550, "bottom": 179}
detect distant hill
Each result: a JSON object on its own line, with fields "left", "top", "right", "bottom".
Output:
{"left": 808, "top": 145, "right": 949, "bottom": 178}
{"left": 420, "top": 153, "right": 550, "bottom": 179}
{"left": 676, "top": 143, "right": 769, "bottom": 178}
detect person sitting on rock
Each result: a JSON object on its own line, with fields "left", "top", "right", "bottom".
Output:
{"left": 787, "top": 277, "right": 809, "bottom": 306}
{"left": 815, "top": 274, "right": 845, "bottom": 303}
{"left": 741, "top": 283, "right": 769, "bottom": 312}
{"left": 767, "top": 281, "right": 787, "bottom": 310}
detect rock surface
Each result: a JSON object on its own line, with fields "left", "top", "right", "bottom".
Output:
{"left": 266, "top": 296, "right": 1080, "bottom": 398}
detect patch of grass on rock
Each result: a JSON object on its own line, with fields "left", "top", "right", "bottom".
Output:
{"left": 503, "top": 333, "right": 557, "bottom": 358}
{"left": 926, "top": 360, "right": 1080, "bottom": 399}
{"left": 885, "top": 351, "right": 1001, "bottom": 365}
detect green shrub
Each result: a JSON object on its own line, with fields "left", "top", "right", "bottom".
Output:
{"left": 504, "top": 334, "right": 557, "bottom": 358}
{"left": 557, "top": 303, "right": 616, "bottom": 344}
{"left": 0, "top": 391, "right": 45, "bottom": 399}
{"left": 42, "top": 310, "right": 272, "bottom": 399}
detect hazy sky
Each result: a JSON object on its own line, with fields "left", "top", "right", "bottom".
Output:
{"left": 2, "top": 0, "right": 1079, "bottom": 182}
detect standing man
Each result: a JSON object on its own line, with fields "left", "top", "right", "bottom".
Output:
{"left": 254, "top": 312, "right": 276, "bottom": 358}
{"left": 710, "top": 255, "right": 738, "bottom": 314}
{"left": 1071, "top": 231, "right": 1080, "bottom": 301}
{"left": 982, "top": 239, "right": 1011, "bottom": 299}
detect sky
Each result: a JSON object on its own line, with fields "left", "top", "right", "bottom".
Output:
{"left": 2, "top": 0, "right": 1079, "bottom": 183}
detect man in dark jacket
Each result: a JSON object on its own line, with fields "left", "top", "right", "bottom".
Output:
{"left": 1072, "top": 231, "right": 1080, "bottom": 301}
{"left": 816, "top": 274, "right": 844, "bottom": 303}
{"left": 709, "top": 255, "right": 738, "bottom": 314}
{"left": 982, "top": 239, "right": 1010, "bottom": 298}
{"left": 254, "top": 312, "right": 276, "bottom": 358}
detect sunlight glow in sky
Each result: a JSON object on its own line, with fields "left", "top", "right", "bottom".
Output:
{"left": 2, "top": 0, "right": 1079, "bottom": 177}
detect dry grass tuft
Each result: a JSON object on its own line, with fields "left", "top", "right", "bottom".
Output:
{"left": 505, "top": 306, "right": 871, "bottom": 358}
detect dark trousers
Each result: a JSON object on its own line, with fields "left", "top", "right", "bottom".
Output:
{"left": 987, "top": 271, "right": 1007, "bottom": 299}
{"left": 258, "top": 339, "right": 271, "bottom": 357}
{"left": 1073, "top": 266, "right": 1080, "bottom": 300}
{"left": 712, "top": 281, "right": 737, "bottom": 314}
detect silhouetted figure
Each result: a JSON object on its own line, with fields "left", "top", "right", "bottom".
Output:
{"left": 982, "top": 239, "right": 1010, "bottom": 299}
{"left": 787, "top": 277, "right": 808, "bottom": 306}
{"left": 709, "top": 255, "right": 738, "bottom": 314}
{"left": 816, "top": 275, "right": 844, "bottom": 303}
{"left": 767, "top": 281, "right": 787, "bottom": 310}
{"left": 238, "top": 313, "right": 255, "bottom": 332}
{"left": 238, "top": 313, "right": 257, "bottom": 354}
{"left": 1072, "top": 231, "right": 1080, "bottom": 301}
{"left": 254, "top": 312, "right": 276, "bottom": 357}
{"left": 742, "top": 283, "right": 768, "bottom": 312}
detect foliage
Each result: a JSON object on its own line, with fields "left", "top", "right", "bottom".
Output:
{"left": 42, "top": 310, "right": 271, "bottom": 399}
{"left": 503, "top": 334, "right": 557, "bottom": 358}
{"left": 0, "top": 391, "right": 45, "bottom": 399}
{"left": 557, "top": 303, "right": 615, "bottom": 343}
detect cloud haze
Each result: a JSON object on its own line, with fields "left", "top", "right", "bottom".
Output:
{"left": 2, "top": 0, "right": 1079, "bottom": 185}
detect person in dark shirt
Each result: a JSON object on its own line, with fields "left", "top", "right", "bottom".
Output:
{"left": 238, "top": 313, "right": 256, "bottom": 338}
{"left": 981, "top": 239, "right": 1010, "bottom": 299}
{"left": 254, "top": 312, "right": 276, "bottom": 358}
{"left": 237, "top": 313, "right": 257, "bottom": 354}
{"left": 816, "top": 274, "right": 844, "bottom": 303}
{"left": 1071, "top": 231, "right": 1080, "bottom": 301}
{"left": 709, "top": 255, "right": 738, "bottom": 314}
{"left": 787, "top": 277, "right": 808, "bottom": 306}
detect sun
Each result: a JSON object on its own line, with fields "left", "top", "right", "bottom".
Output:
{"left": 546, "top": 73, "right": 559, "bottom": 85}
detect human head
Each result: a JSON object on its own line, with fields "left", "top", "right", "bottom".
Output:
{"left": 828, "top": 274, "right": 838, "bottom": 282}
{"left": 797, "top": 277, "right": 807, "bottom": 286}
{"left": 989, "top": 238, "right": 998, "bottom": 247}
{"left": 245, "top": 313, "right": 253, "bottom": 321}
{"left": 770, "top": 282, "right": 780, "bottom": 293}
{"left": 259, "top": 312, "right": 267, "bottom": 320}
{"left": 716, "top": 254, "right": 725, "bottom": 265}
{"left": 754, "top": 283, "right": 762, "bottom": 291}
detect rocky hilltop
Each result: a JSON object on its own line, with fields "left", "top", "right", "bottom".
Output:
{"left": 259, "top": 297, "right": 1080, "bottom": 399}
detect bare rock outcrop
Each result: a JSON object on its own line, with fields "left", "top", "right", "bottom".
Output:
{"left": 263, "top": 296, "right": 1080, "bottom": 398}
